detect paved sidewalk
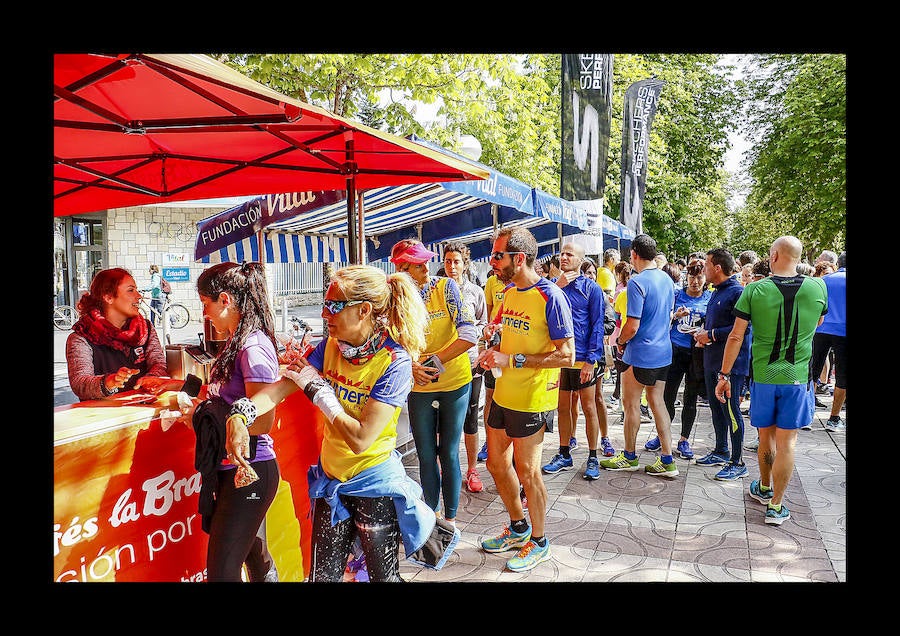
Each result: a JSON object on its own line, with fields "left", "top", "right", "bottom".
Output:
{"left": 399, "top": 383, "right": 846, "bottom": 583}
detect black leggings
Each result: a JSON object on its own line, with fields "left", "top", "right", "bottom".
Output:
{"left": 663, "top": 345, "right": 706, "bottom": 438}
{"left": 206, "top": 459, "right": 280, "bottom": 582}
{"left": 310, "top": 494, "right": 403, "bottom": 582}
{"left": 464, "top": 374, "right": 484, "bottom": 435}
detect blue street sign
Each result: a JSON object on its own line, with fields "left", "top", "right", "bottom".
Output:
{"left": 162, "top": 267, "right": 190, "bottom": 282}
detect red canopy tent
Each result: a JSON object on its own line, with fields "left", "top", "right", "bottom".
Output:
{"left": 53, "top": 53, "right": 488, "bottom": 262}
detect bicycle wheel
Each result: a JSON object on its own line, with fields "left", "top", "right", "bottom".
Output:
{"left": 167, "top": 303, "right": 190, "bottom": 330}
{"left": 53, "top": 305, "right": 77, "bottom": 330}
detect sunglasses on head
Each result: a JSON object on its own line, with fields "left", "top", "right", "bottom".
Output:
{"left": 323, "top": 299, "right": 364, "bottom": 315}
{"left": 490, "top": 251, "right": 525, "bottom": 261}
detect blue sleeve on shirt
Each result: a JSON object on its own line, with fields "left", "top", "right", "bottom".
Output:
{"left": 585, "top": 280, "right": 605, "bottom": 364}
{"left": 370, "top": 350, "right": 413, "bottom": 408}
{"left": 543, "top": 280, "right": 575, "bottom": 341}
{"left": 306, "top": 337, "right": 328, "bottom": 373}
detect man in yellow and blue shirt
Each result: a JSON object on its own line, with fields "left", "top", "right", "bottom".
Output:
{"left": 476, "top": 227, "right": 575, "bottom": 573}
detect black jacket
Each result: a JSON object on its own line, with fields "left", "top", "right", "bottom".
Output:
{"left": 191, "top": 397, "right": 230, "bottom": 534}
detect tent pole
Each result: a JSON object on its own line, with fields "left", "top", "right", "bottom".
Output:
{"left": 346, "top": 135, "right": 359, "bottom": 264}
{"left": 346, "top": 180, "right": 357, "bottom": 264}
{"left": 356, "top": 191, "right": 366, "bottom": 264}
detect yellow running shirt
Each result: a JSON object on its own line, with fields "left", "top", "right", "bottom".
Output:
{"left": 493, "top": 277, "right": 574, "bottom": 413}
{"left": 412, "top": 276, "right": 474, "bottom": 393}
{"left": 484, "top": 273, "right": 511, "bottom": 322}
{"left": 308, "top": 335, "right": 412, "bottom": 482}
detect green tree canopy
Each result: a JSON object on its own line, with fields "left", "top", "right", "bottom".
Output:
{"left": 735, "top": 53, "right": 846, "bottom": 261}
{"left": 213, "top": 52, "right": 843, "bottom": 262}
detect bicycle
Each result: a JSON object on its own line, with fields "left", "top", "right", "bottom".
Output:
{"left": 139, "top": 291, "right": 190, "bottom": 330}
{"left": 53, "top": 304, "right": 78, "bottom": 330}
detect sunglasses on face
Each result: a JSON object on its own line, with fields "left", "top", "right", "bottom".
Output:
{"left": 323, "top": 299, "right": 364, "bottom": 315}
{"left": 490, "top": 251, "right": 525, "bottom": 261}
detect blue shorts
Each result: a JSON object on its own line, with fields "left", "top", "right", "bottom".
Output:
{"left": 749, "top": 382, "right": 813, "bottom": 430}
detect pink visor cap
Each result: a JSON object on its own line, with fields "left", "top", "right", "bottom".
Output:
{"left": 390, "top": 242, "right": 437, "bottom": 265}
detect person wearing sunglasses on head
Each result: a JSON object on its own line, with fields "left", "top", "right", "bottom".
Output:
{"left": 223, "top": 264, "right": 460, "bottom": 581}
{"left": 389, "top": 238, "right": 478, "bottom": 530}
{"left": 475, "top": 227, "right": 575, "bottom": 572}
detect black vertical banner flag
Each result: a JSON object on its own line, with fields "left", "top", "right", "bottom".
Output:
{"left": 619, "top": 78, "right": 664, "bottom": 236}
{"left": 561, "top": 54, "right": 613, "bottom": 234}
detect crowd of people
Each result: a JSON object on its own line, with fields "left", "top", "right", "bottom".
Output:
{"left": 67, "top": 226, "right": 845, "bottom": 579}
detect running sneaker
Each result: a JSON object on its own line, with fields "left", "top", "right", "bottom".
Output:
{"left": 542, "top": 453, "right": 574, "bottom": 474}
{"left": 676, "top": 439, "right": 694, "bottom": 459}
{"left": 694, "top": 452, "right": 729, "bottom": 466}
{"left": 599, "top": 452, "right": 640, "bottom": 471}
{"left": 644, "top": 456, "right": 679, "bottom": 478}
{"left": 714, "top": 462, "right": 748, "bottom": 481}
{"left": 569, "top": 436, "right": 578, "bottom": 451}
{"left": 743, "top": 438, "right": 760, "bottom": 451}
{"left": 506, "top": 539, "right": 551, "bottom": 572}
{"left": 801, "top": 421, "right": 814, "bottom": 431}
{"left": 481, "top": 525, "right": 532, "bottom": 553}
{"left": 823, "top": 416, "right": 846, "bottom": 432}
{"left": 640, "top": 405, "right": 653, "bottom": 423}
{"left": 465, "top": 468, "right": 484, "bottom": 493}
{"left": 600, "top": 437, "right": 616, "bottom": 457}
{"left": 749, "top": 479, "right": 774, "bottom": 504}
{"left": 765, "top": 503, "right": 791, "bottom": 525}
{"left": 477, "top": 442, "right": 488, "bottom": 462}
{"left": 606, "top": 396, "right": 619, "bottom": 408}
{"left": 584, "top": 456, "right": 601, "bottom": 480}
{"left": 644, "top": 436, "right": 661, "bottom": 451}
{"left": 814, "top": 397, "right": 827, "bottom": 409}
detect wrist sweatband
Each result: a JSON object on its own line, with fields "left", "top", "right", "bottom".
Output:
{"left": 229, "top": 397, "right": 258, "bottom": 427}
{"left": 306, "top": 380, "right": 343, "bottom": 423}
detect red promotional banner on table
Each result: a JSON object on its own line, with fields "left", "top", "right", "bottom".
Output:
{"left": 53, "top": 395, "right": 325, "bottom": 582}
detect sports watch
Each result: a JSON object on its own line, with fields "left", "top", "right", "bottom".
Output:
{"left": 513, "top": 353, "right": 526, "bottom": 369}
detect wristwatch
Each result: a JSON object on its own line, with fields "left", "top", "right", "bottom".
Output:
{"left": 513, "top": 353, "right": 526, "bottom": 369}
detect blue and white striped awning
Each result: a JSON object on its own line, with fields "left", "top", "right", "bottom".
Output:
{"left": 197, "top": 136, "right": 634, "bottom": 265}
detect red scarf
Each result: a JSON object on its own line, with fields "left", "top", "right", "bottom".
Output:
{"left": 73, "top": 309, "right": 149, "bottom": 365}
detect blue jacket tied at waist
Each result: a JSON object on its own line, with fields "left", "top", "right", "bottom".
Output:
{"left": 307, "top": 450, "right": 452, "bottom": 563}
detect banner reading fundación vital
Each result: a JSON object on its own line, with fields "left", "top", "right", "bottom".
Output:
{"left": 561, "top": 54, "right": 614, "bottom": 238}
{"left": 619, "top": 78, "right": 664, "bottom": 236}
{"left": 194, "top": 189, "right": 346, "bottom": 261}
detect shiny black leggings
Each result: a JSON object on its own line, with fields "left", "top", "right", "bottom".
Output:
{"left": 310, "top": 494, "right": 403, "bottom": 582}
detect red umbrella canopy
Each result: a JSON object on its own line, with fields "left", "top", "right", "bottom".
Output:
{"left": 54, "top": 53, "right": 488, "bottom": 216}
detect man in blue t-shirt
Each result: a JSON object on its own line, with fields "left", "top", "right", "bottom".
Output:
{"left": 811, "top": 250, "right": 846, "bottom": 431}
{"left": 600, "top": 233, "right": 678, "bottom": 478}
